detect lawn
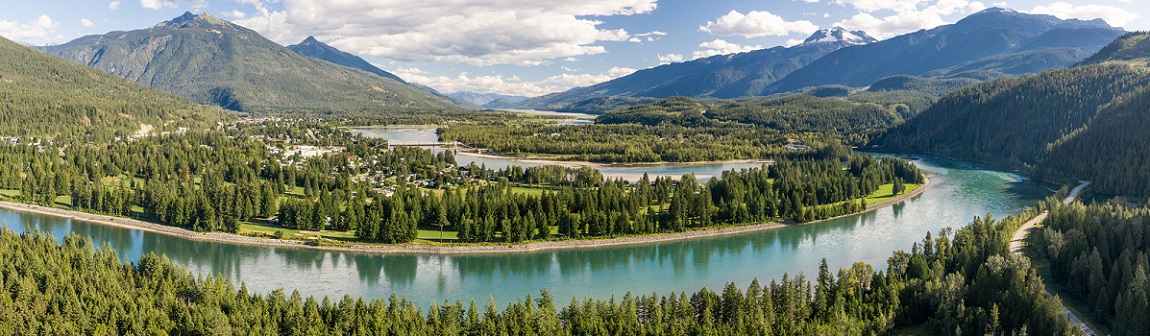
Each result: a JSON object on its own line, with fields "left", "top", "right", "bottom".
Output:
{"left": 416, "top": 228, "right": 460, "bottom": 243}
{"left": 508, "top": 186, "right": 546, "bottom": 197}
{"left": 238, "top": 222, "right": 358, "bottom": 241}
{"left": 0, "top": 189, "right": 19, "bottom": 199}
{"left": 864, "top": 183, "right": 922, "bottom": 206}
{"left": 239, "top": 222, "right": 466, "bottom": 244}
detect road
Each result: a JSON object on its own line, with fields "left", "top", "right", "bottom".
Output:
{"left": 1010, "top": 181, "right": 1094, "bottom": 335}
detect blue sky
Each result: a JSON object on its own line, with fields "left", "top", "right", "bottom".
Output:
{"left": 1, "top": 0, "right": 1145, "bottom": 97}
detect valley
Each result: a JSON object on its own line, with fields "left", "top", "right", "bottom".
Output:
{"left": 0, "top": 3, "right": 1147, "bottom": 335}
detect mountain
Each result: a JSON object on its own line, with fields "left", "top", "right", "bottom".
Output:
{"left": 879, "top": 32, "right": 1150, "bottom": 197}
{"left": 445, "top": 92, "right": 530, "bottom": 106}
{"left": 44, "top": 12, "right": 455, "bottom": 115}
{"left": 287, "top": 36, "right": 406, "bottom": 83}
{"left": 802, "top": 27, "right": 877, "bottom": 45}
{"left": 0, "top": 36, "right": 228, "bottom": 140}
{"left": 510, "top": 27, "right": 875, "bottom": 113}
{"left": 767, "top": 8, "right": 1125, "bottom": 93}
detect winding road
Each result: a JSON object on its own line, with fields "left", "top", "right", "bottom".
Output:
{"left": 1010, "top": 181, "right": 1095, "bottom": 336}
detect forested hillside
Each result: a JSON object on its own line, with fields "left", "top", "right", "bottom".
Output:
{"left": 0, "top": 36, "right": 229, "bottom": 141}
{"left": 1033, "top": 201, "right": 1150, "bottom": 336}
{"left": 44, "top": 12, "right": 455, "bottom": 115}
{"left": 881, "top": 32, "right": 1150, "bottom": 196}
{"left": 0, "top": 211, "right": 1079, "bottom": 335}
{"left": 599, "top": 95, "right": 909, "bottom": 138}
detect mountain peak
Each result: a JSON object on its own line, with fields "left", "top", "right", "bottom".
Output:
{"left": 156, "top": 11, "right": 228, "bottom": 29}
{"left": 169, "top": 11, "right": 197, "bottom": 25}
{"left": 301, "top": 36, "right": 321, "bottom": 45}
{"left": 802, "top": 27, "right": 877, "bottom": 46}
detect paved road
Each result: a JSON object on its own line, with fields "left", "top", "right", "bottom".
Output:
{"left": 1010, "top": 181, "right": 1095, "bottom": 335}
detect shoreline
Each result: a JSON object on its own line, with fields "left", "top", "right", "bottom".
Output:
{"left": 454, "top": 151, "right": 773, "bottom": 169}
{"left": 0, "top": 175, "right": 929, "bottom": 255}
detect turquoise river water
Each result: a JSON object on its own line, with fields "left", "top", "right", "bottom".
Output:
{"left": 1, "top": 155, "right": 1052, "bottom": 306}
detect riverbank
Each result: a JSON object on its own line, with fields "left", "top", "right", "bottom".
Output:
{"left": 455, "top": 151, "right": 772, "bottom": 169}
{"left": 0, "top": 175, "right": 928, "bottom": 255}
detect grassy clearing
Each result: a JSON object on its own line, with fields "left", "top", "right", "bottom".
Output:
{"left": 864, "top": 183, "right": 922, "bottom": 206}
{"left": 508, "top": 186, "right": 546, "bottom": 197}
{"left": 416, "top": 228, "right": 460, "bottom": 243}
{"left": 0, "top": 189, "right": 19, "bottom": 199}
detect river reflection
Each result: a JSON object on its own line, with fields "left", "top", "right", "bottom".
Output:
{"left": 3, "top": 155, "right": 1052, "bottom": 306}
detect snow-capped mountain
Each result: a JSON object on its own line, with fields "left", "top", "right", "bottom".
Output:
{"left": 802, "top": 27, "right": 878, "bottom": 46}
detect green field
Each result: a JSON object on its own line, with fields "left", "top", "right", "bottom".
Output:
{"left": 864, "top": 183, "right": 922, "bottom": 206}
{"left": 508, "top": 186, "right": 546, "bottom": 196}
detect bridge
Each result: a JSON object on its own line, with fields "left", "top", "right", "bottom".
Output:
{"left": 388, "top": 141, "right": 472, "bottom": 149}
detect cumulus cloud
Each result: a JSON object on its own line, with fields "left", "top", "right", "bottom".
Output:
{"left": 701, "top": 10, "right": 819, "bottom": 38}
{"left": 1031, "top": 2, "right": 1137, "bottom": 27}
{"left": 0, "top": 15, "right": 59, "bottom": 41}
{"left": 394, "top": 67, "right": 636, "bottom": 97}
{"left": 692, "top": 39, "right": 762, "bottom": 60}
{"left": 139, "top": 0, "right": 206, "bottom": 10}
{"left": 636, "top": 31, "right": 667, "bottom": 42}
{"left": 234, "top": 0, "right": 657, "bottom": 66}
{"left": 833, "top": 0, "right": 925, "bottom": 12}
{"left": 658, "top": 53, "right": 685, "bottom": 64}
{"left": 109, "top": 1, "right": 120, "bottom": 10}
{"left": 835, "top": 0, "right": 988, "bottom": 38}
{"left": 223, "top": 10, "right": 247, "bottom": 19}
{"left": 81, "top": 19, "right": 95, "bottom": 28}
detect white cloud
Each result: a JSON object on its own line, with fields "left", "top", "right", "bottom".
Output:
{"left": 692, "top": 39, "right": 762, "bottom": 59}
{"left": 0, "top": 15, "right": 59, "bottom": 41}
{"left": 701, "top": 10, "right": 819, "bottom": 38}
{"left": 658, "top": 53, "right": 685, "bottom": 64}
{"left": 835, "top": 0, "right": 989, "bottom": 38}
{"left": 234, "top": 0, "right": 658, "bottom": 66}
{"left": 223, "top": 10, "right": 247, "bottom": 19}
{"left": 635, "top": 31, "right": 667, "bottom": 42}
{"left": 394, "top": 67, "right": 637, "bottom": 97}
{"left": 80, "top": 19, "right": 95, "bottom": 28}
{"left": 108, "top": 1, "right": 121, "bottom": 10}
{"left": 803, "top": 0, "right": 820, "bottom": 3}
{"left": 139, "top": 0, "right": 206, "bottom": 10}
{"left": 833, "top": 0, "right": 925, "bottom": 12}
{"left": 1031, "top": 2, "right": 1137, "bottom": 27}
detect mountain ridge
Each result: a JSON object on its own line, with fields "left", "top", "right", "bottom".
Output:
{"left": 766, "top": 8, "right": 1124, "bottom": 93}
{"left": 509, "top": 27, "right": 870, "bottom": 113}
{"left": 44, "top": 12, "right": 456, "bottom": 115}
{"left": 510, "top": 8, "right": 1124, "bottom": 114}
{"left": 287, "top": 36, "right": 407, "bottom": 83}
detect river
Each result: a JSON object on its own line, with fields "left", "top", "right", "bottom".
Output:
{"left": 350, "top": 126, "right": 768, "bottom": 182}
{"left": 1, "top": 155, "right": 1051, "bottom": 306}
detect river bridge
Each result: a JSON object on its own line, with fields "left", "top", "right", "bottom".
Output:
{"left": 388, "top": 141, "right": 473, "bottom": 149}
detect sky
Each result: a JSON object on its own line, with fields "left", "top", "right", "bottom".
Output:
{"left": 1, "top": 0, "right": 1146, "bottom": 97}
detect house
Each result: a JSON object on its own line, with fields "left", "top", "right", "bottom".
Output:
{"left": 785, "top": 140, "right": 811, "bottom": 151}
